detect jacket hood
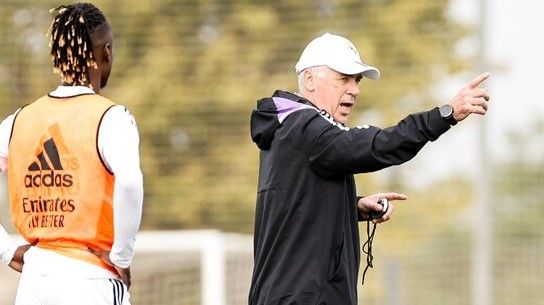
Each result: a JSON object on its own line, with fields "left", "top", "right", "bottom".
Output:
{"left": 250, "top": 90, "right": 314, "bottom": 150}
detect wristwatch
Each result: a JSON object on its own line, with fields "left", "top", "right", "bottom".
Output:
{"left": 439, "top": 104, "right": 457, "bottom": 126}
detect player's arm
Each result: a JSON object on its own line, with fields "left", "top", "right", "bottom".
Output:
{"left": 0, "top": 225, "right": 18, "bottom": 269}
{"left": 97, "top": 105, "right": 143, "bottom": 287}
{"left": 6, "top": 242, "right": 31, "bottom": 272}
{"left": 1, "top": 223, "right": 30, "bottom": 273}
{"left": 0, "top": 109, "right": 31, "bottom": 273}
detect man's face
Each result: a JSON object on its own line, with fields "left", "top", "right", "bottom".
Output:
{"left": 311, "top": 67, "right": 362, "bottom": 124}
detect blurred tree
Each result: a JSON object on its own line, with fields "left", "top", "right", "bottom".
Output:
{"left": 3, "top": 2, "right": 543, "bottom": 304}
{"left": 0, "top": 0, "right": 467, "bottom": 232}
{"left": 107, "top": 0, "right": 467, "bottom": 232}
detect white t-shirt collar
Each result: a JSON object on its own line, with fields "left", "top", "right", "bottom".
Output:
{"left": 48, "top": 85, "right": 95, "bottom": 98}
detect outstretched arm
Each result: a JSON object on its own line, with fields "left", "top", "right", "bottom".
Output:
{"left": 306, "top": 73, "right": 491, "bottom": 177}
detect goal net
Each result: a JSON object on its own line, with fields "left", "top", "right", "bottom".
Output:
{"left": 130, "top": 230, "right": 253, "bottom": 305}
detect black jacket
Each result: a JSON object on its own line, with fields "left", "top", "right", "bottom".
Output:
{"left": 249, "top": 90, "right": 451, "bottom": 305}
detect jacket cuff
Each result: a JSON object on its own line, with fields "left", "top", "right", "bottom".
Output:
{"left": 427, "top": 107, "right": 452, "bottom": 141}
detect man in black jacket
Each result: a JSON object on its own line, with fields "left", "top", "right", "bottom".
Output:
{"left": 249, "top": 32, "right": 490, "bottom": 305}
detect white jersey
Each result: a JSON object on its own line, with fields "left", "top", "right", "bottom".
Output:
{"left": 0, "top": 85, "right": 143, "bottom": 278}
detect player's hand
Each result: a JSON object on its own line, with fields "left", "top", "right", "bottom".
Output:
{"left": 450, "top": 72, "right": 491, "bottom": 122}
{"left": 357, "top": 193, "right": 408, "bottom": 224}
{"left": 90, "top": 249, "right": 132, "bottom": 289}
{"left": 8, "top": 244, "right": 32, "bottom": 273}
{"left": 115, "top": 265, "right": 131, "bottom": 290}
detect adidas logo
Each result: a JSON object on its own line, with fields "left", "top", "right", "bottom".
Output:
{"left": 25, "top": 138, "right": 73, "bottom": 188}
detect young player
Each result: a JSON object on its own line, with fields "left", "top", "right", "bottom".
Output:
{"left": 0, "top": 3, "right": 143, "bottom": 304}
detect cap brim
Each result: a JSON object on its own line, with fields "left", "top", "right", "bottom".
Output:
{"left": 361, "top": 66, "right": 380, "bottom": 80}
{"left": 330, "top": 61, "right": 380, "bottom": 80}
{"left": 296, "top": 61, "right": 381, "bottom": 80}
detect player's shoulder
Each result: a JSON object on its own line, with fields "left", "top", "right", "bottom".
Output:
{"left": 104, "top": 105, "right": 138, "bottom": 128}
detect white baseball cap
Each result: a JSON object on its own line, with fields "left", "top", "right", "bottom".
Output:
{"left": 295, "top": 32, "right": 380, "bottom": 80}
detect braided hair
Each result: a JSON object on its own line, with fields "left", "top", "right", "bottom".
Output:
{"left": 48, "top": 3, "right": 109, "bottom": 86}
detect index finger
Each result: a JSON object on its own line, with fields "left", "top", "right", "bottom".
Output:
{"left": 376, "top": 192, "right": 408, "bottom": 201}
{"left": 468, "top": 72, "right": 490, "bottom": 88}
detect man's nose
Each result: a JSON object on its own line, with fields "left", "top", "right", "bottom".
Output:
{"left": 347, "top": 79, "right": 360, "bottom": 97}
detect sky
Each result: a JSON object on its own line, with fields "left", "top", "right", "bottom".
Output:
{"left": 383, "top": 0, "right": 544, "bottom": 187}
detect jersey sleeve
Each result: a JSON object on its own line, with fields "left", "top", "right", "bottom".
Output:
{"left": 0, "top": 110, "right": 22, "bottom": 265}
{"left": 0, "top": 109, "right": 21, "bottom": 173}
{"left": 97, "top": 105, "right": 143, "bottom": 268}
{"left": 0, "top": 225, "right": 18, "bottom": 264}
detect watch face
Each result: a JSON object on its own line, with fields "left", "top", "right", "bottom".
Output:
{"left": 440, "top": 105, "right": 453, "bottom": 118}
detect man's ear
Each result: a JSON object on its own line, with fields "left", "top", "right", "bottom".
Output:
{"left": 303, "top": 70, "right": 315, "bottom": 92}
{"left": 103, "top": 43, "right": 112, "bottom": 63}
